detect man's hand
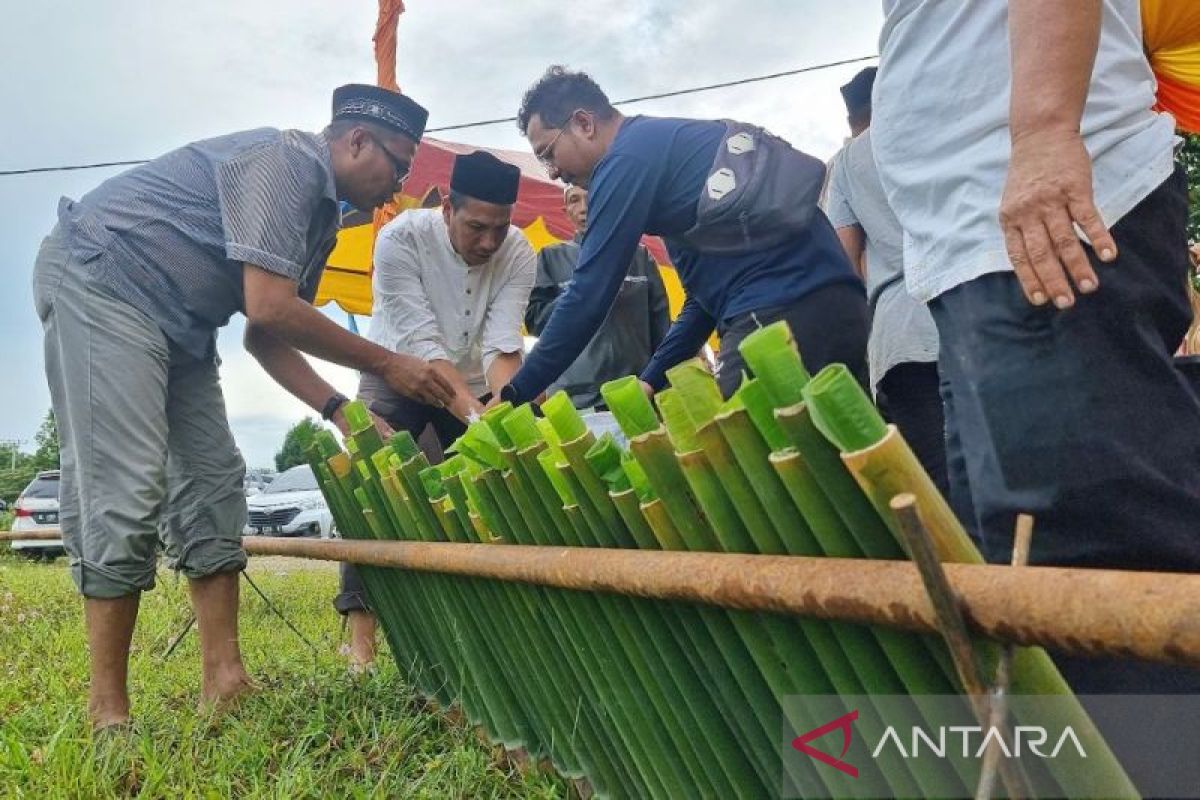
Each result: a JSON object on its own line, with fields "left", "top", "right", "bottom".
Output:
{"left": 331, "top": 406, "right": 393, "bottom": 439}
{"left": 640, "top": 380, "right": 655, "bottom": 400}
{"left": 451, "top": 394, "right": 486, "bottom": 423}
{"left": 381, "top": 354, "right": 456, "bottom": 408}
{"left": 999, "top": 129, "right": 1117, "bottom": 309}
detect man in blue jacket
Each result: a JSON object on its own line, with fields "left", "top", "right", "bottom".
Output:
{"left": 497, "top": 66, "right": 867, "bottom": 405}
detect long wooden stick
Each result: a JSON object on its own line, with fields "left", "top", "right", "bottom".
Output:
{"left": 7, "top": 528, "right": 1200, "bottom": 667}
{"left": 975, "top": 514, "right": 1035, "bottom": 800}
{"left": 890, "top": 494, "right": 1031, "bottom": 799}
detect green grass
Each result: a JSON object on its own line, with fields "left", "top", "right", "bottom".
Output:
{"left": 0, "top": 549, "right": 568, "bottom": 799}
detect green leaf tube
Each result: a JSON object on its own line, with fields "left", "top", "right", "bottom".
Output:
{"left": 802, "top": 364, "right": 888, "bottom": 453}
{"left": 600, "top": 376, "right": 660, "bottom": 438}
{"left": 500, "top": 403, "right": 543, "bottom": 450}
{"left": 537, "top": 447, "right": 575, "bottom": 507}
{"left": 735, "top": 376, "right": 790, "bottom": 452}
{"left": 737, "top": 320, "right": 810, "bottom": 407}
{"left": 664, "top": 359, "right": 723, "bottom": 427}
{"left": 389, "top": 430, "right": 421, "bottom": 461}
{"left": 343, "top": 398, "right": 373, "bottom": 434}
{"left": 620, "top": 451, "right": 656, "bottom": 503}
{"left": 585, "top": 434, "right": 633, "bottom": 495}
{"left": 542, "top": 390, "right": 588, "bottom": 442}
{"left": 654, "top": 388, "right": 701, "bottom": 453}
{"left": 481, "top": 402, "right": 515, "bottom": 448}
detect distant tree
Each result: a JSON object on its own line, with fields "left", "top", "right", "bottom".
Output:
{"left": 0, "top": 410, "right": 56, "bottom": 505}
{"left": 1181, "top": 133, "right": 1200, "bottom": 246}
{"left": 275, "top": 418, "right": 324, "bottom": 473}
{"left": 31, "top": 411, "right": 59, "bottom": 471}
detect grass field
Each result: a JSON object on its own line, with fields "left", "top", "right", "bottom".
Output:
{"left": 0, "top": 549, "right": 568, "bottom": 799}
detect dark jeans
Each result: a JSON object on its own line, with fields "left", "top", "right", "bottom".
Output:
{"left": 716, "top": 280, "right": 870, "bottom": 398}
{"left": 876, "top": 361, "right": 948, "bottom": 498}
{"left": 930, "top": 167, "right": 1200, "bottom": 696}
{"left": 332, "top": 375, "right": 466, "bottom": 616}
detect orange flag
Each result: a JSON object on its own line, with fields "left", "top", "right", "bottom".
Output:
{"left": 373, "top": 0, "right": 408, "bottom": 235}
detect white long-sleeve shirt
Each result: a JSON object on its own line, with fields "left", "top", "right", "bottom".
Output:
{"left": 366, "top": 208, "right": 536, "bottom": 395}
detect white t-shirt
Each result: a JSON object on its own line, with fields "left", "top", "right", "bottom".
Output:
{"left": 366, "top": 208, "right": 536, "bottom": 395}
{"left": 872, "top": 0, "right": 1177, "bottom": 302}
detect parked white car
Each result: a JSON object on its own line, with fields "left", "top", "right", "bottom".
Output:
{"left": 244, "top": 465, "right": 332, "bottom": 537}
{"left": 9, "top": 470, "right": 64, "bottom": 560}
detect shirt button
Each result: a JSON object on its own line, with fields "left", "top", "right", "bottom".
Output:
{"left": 466, "top": 288, "right": 472, "bottom": 294}
{"left": 465, "top": 309, "right": 471, "bottom": 316}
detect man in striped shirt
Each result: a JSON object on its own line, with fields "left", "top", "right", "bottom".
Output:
{"left": 32, "top": 83, "right": 453, "bottom": 730}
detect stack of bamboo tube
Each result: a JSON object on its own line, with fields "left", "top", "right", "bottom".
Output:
{"left": 307, "top": 321, "right": 1135, "bottom": 798}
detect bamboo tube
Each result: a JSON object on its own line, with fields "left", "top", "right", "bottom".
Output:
{"left": 805, "top": 365, "right": 1138, "bottom": 797}
{"left": 628, "top": 430, "right": 716, "bottom": 551}
{"left": 734, "top": 376, "right": 790, "bottom": 452}
{"left": 767, "top": 449, "right": 857, "bottom": 556}
{"left": 609, "top": 489, "right": 660, "bottom": 550}
{"left": 577, "top": 491, "right": 755, "bottom": 796}
{"left": 675, "top": 449, "right": 755, "bottom": 553}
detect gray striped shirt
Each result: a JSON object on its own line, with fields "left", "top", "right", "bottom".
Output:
{"left": 57, "top": 128, "right": 341, "bottom": 359}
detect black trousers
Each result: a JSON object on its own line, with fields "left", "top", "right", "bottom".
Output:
{"left": 332, "top": 376, "right": 466, "bottom": 616}
{"left": 930, "top": 166, "right": 1200, "bottom": 695}
{"left": 715, "top": 280, "right": 870, "bottom": 398}
{"left": 876, "top": 361, "right": 948, "bottom": 499}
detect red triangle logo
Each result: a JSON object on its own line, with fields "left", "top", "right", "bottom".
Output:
{"left": 791, "top": 709, "right": 859, "bottom": 778}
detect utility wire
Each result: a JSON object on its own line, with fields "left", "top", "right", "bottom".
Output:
{"left": 0, "top": 54, "right": 877, "bottom": 177}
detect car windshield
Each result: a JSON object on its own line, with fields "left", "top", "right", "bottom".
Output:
{"left": 21, "top": 475, "right": 60, "bottom": 499}
{"left": 263, "top": 466, "right": 318, "bottom": 494}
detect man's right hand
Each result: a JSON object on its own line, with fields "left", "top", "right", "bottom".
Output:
{"left": 381, "top": 354, "right": 456, "bottom": 408}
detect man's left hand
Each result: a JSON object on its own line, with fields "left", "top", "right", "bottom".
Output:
{"left": 999, "top": 128, "right": 1118, "bottom": 309}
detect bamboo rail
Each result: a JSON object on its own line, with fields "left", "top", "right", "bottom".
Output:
{"left": 5, "top": 528, "right": 1198, "bottom": 667}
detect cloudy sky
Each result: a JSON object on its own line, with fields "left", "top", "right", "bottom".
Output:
{"left": 0, "top": 0, "right": 883, "bottom": 468}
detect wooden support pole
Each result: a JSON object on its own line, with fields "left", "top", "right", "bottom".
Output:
{"left": 6, "top": 528, "right": 1200, "bottom": 668}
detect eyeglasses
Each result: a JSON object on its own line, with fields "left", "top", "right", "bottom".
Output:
{"left": 534, "top": 109, "right": 584, "bottom": 168}
{"left": 366, "top": 132, "right": 412, "bottom": 187}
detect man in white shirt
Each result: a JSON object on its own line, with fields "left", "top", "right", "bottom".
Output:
{"left": 334, "top": 150, "right": 536, "bottom": 666}
{"left": 874, "top": 1, "right": 1200, "bottom": 702}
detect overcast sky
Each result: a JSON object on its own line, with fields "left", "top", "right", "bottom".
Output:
{"left": 0, "top": 0, "right": 883, "bottom": 468}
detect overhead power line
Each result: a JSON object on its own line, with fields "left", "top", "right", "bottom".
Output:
{"left": 0, "top": 54, "right": 878, "bottom": 177}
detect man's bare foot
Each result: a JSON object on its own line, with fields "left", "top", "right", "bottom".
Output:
{"left": 346, "top": 610, "right": 377, "bottom": 672}
{"left": 198, "top": 666, "right": 259, "bottom": 715}
{"left": 90, "top": 713, "right": 132, "bottom": 734}
{"left": 88, "top": 692, "right": 131, "bottom": 733}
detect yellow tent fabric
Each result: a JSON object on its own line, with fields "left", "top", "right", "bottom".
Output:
{"left": 316, "top": 214, "right": 688, "bottom": 320}
{"left": 1143, "top": 0, "right": 1200, "bottom": 132}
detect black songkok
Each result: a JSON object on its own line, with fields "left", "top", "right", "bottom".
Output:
{"left": 840, "top": 67, "right": 877, "bottom": 117}
{"left": 450, "top": 150, "right": 520, "bottom": 205}
{"left": 332, "top": 84, "right": 429, "bottom": 143}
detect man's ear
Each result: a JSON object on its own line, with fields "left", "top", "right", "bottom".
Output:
{"left": 577, "top": 110, "right": 598, "bottom": 139}
{"left": 441, "top": 196, "right": 453, "bottom": 226}
{"left": 348, "top": 126, "right": 368, "bottom": 158}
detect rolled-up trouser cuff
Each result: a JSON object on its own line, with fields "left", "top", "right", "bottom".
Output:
{"left": 168, "top": 535, "right": 247, "bottom": 580}
{"left": 71, "top": 556, "right": 157, "bottom": 599}
{"left": 334, "top": 562, "right": 371, "bottom": 615}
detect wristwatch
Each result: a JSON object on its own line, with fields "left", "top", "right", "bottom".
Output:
{"left": 321, "top": 392, "right": 350, "bottom": 421}
{"left": 499, "top": 384, "right": 520, "bottom": 405}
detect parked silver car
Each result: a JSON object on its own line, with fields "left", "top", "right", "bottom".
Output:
{"left": 9, "top": 470, "right": 63, "bottom": 560}
{"left": 243, "top": 465, "right": 332, "bottom": 537}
